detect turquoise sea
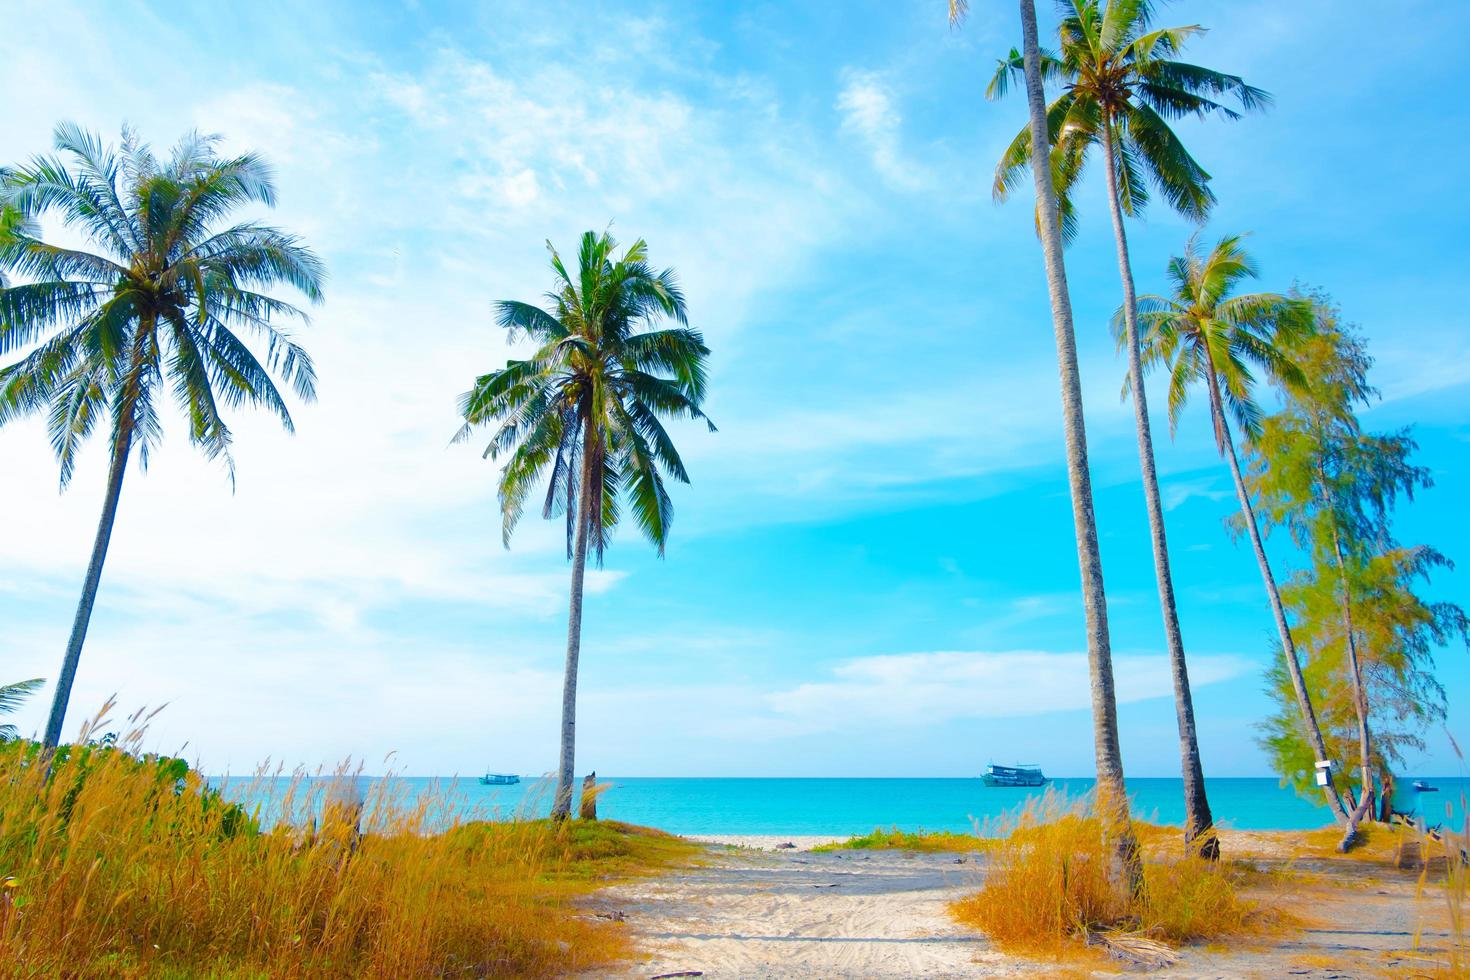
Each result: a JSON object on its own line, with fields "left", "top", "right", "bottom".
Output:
{"left": 218, "top": 775, "right": 1467, "bottom": 835}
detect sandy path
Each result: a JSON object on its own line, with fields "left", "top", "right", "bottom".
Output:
{"left": 593, "top": 846, "right": 1028, "bottom": 979}
{"left": 590, "top": 839, "right": 1454, "bottom": 979}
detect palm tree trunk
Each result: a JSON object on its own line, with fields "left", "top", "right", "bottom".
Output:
{"left": 1099, "top": 120, "right": 1216, "bottom": 860}
{"left": 1018, "top": 0, "right": 1141, "bottom": 894}
{"left": 42, "top": 424, "right": 134, "bottom": 749}
{"left": 1204, "top": 372, "right": 1349, "bottom": 824}
{"left": 1377, "top": 768, "right": 1395, "bottom": 823}
{"left": 551, "top": 420, "right": 596, "bottom": 820}
{"left": 1328, "top": 519, "right": 1375, "bottom": 849}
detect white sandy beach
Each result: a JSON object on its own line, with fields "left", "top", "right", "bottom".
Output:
{"left": 597, "top": 844, "right": 999, "bottom": 979}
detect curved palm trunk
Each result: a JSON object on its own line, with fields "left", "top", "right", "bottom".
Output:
{"left": 43, "top": 425, "right": 134, "bottom": 748}
{"left": 1204, "top": 372, "right": 1349, "bottom": 824}
{"left": 552, "top": 420, "right": 596, "bottom": 821}
{"left": 1100, "top": 121, "right": 1216, "bottom": 859}
{"left": 1019, "top": 0, "right": 1141, "bottom": 893}
{"left": 1329, "top": 519, "right": 1376, "bottom": 848}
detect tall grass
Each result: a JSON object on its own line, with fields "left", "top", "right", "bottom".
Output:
{"left": 1415, "top": 734, "right": 1470, "bottom": 976}
{"left": 951, "top": 791, "right": 1274, "bottom": 959}
{"left": 1420, "top": 819, "right": 1468, "bottom": 977}
{"left": 0, "top": 706, "right": 691, "bottom": 978}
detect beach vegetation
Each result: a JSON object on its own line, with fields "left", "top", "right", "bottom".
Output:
{"left": 813, "top": 827, "right": 992, "bottom": 853}
{"left": 0, "top": 124, "right": 323, "bottom": 749}
{"left": 0, "top": 705, "right": 692, "bottom": 977}
{"left": 1415, "top": 745, "right": 1470, "bottom": 974}
{"left": 455, "top": 230, "right": 713, "bottom": 820}
{"left": 950, "top": 792, "right": 1285, "bottom": 960}
{"left": 987, "top": 0, "right": 1267, "bottom": 859}
{"left": 1245, "top": 301, "right": 1469, "bottom": 843}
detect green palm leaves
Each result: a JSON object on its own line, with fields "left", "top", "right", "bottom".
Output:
{"left": 457, "top": 231, "right": 713, "bottom": 559}
{"left": 1125, "top": 235, "right": 1313, "bottom": 449}
{"left": 0, "top": 679, "right": 44, "bottom": 742}
{"left": 0, "top": 123, "right": 323, "bottom": 486}
{"left": 988, "top": 0, "right": 1267, "bottom": 238}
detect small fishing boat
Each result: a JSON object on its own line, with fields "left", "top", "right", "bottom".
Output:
{"left": 981, "top": 763, "right": 1047, "bottom": 788}
{"left": 1413, "top": 780, "right": 1438, "bottom": 793}
{"left": 480, "top": 773, "right": 520, "bottom": 786}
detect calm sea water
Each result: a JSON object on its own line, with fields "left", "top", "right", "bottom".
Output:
{"left": 216, "top": 775, "right": 1468, "bottom": 835}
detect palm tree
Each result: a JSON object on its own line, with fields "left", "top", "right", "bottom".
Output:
{"left": 1132, "top": 234, "right": 1349, "bottom": 825}
{"left": 0, "top": 124, "right": 323, "bottom": 748}
{"left": 0, "top": 679, "right": 45, "bottom": 741}
{"left": 951, "top": 0, "right": 1141, "bottom": 891}
{"left": 987, "top": 0, "right": 1268, "bottom": 859}
{"left": 456, "top": 231, "right": 713, "bottom": 821}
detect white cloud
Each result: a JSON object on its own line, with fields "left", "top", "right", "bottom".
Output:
{"left": 0, "top": 7, "right": 878, "bottom": 774}
{"left": 1162, "top": 476, "right": 1232, "bottom": 511}
{"left": 0, "top": 17, "right": 859, "bottom": 646}
{"left": 765, "top": 650, "right": 1251, "bottom": 728}
{"left": 836, "top": 68, "right": 929, "bottom": 191}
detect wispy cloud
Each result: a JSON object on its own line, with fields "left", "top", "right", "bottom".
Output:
{"left": 836, "top": 68, "right": 929, "bottom": 191}
{"left": 764, "top": 650, "right": 1251, "bottom": 728}
{"left": 1162, "top": 476, "right": 1232, "bottom": 511}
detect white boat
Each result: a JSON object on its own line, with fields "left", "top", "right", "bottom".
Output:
{"left": 981, "top": 763, "right": 1047, "bottom": 787}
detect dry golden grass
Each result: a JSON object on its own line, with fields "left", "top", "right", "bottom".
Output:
{"left": 950, "top": 791, "right": 1289, "bottom": 960}
{"left": 1415, "top": 810, "right": 1470, "bottom": 975}
{"left": 0, "top": 706, "right": 694, "bottom": 979}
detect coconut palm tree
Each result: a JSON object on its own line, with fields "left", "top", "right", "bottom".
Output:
{"left": 951, "top": 0, "right": 1141, "bottom": 891}
{"left": 0, "top": 679, "right": 44, "bottom": 741}
{"left": 0, "top": 124, "right": 323, "bottom": 748}
{"left": 1131, "top": 234, "right": 1349, "bottom": 824}
{"left": 456, "top": 231, "right": 713, "bottom": 821}
{"left": 987, "top": 0, "right": 1269, "bottom": 859}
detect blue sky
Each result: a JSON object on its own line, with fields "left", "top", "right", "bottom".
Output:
{"left": 1, "top": 0, "right": 1466, "bottom": 785}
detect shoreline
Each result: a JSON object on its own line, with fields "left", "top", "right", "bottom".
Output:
{"left": 685, "top": 833, "right": 848, "bottom": 851}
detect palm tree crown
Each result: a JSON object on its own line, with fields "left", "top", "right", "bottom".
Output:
{"left": 457, "top": 230, "right": 713, "bottom": 558}
{"left": 989, "top": 0, "right": 1268, "bottom": 238}
{"left": 1129, "top": 234, "right": 1312, "bottom": 449}
{"left": 0, "top": 123, "right": 323, "bottom": 485}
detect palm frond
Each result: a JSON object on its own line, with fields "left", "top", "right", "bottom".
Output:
{"left": 0, "top": 677, "right": 44, "bottom": 740}
{"left": 0, "top": 124, "right": 319, "bottom": 494}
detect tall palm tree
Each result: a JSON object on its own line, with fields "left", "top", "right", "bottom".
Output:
{"left": 456, "top": 231, "right": 713, "bottom": 820}
{"left": 0, "top": 124, "right": 323, "bottom": 748}
{"left": 951, "top": 0, "right": 1141, "bottom": 892}
{"left": 1132, "top": 235, "right": 1349, "bottom": 825}
{"left": 987, "top": 0, "right": 1268, "bottom": 858}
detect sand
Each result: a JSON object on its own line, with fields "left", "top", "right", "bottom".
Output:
{"left": 587, "top": 832, "right": 1455, "bottom": 979}
{"left": 595, "top": 845, "right": 1009, "bottom": 978}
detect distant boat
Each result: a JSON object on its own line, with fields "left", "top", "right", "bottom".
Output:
{"left": 982, "top": 763, "right": 1047, "bottom": 788}
{"left": 1414, "top": 780, "right": 1438, "bottom": 793}
{"left": 480, "top": 773, "right": 520, "bottom": 786}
